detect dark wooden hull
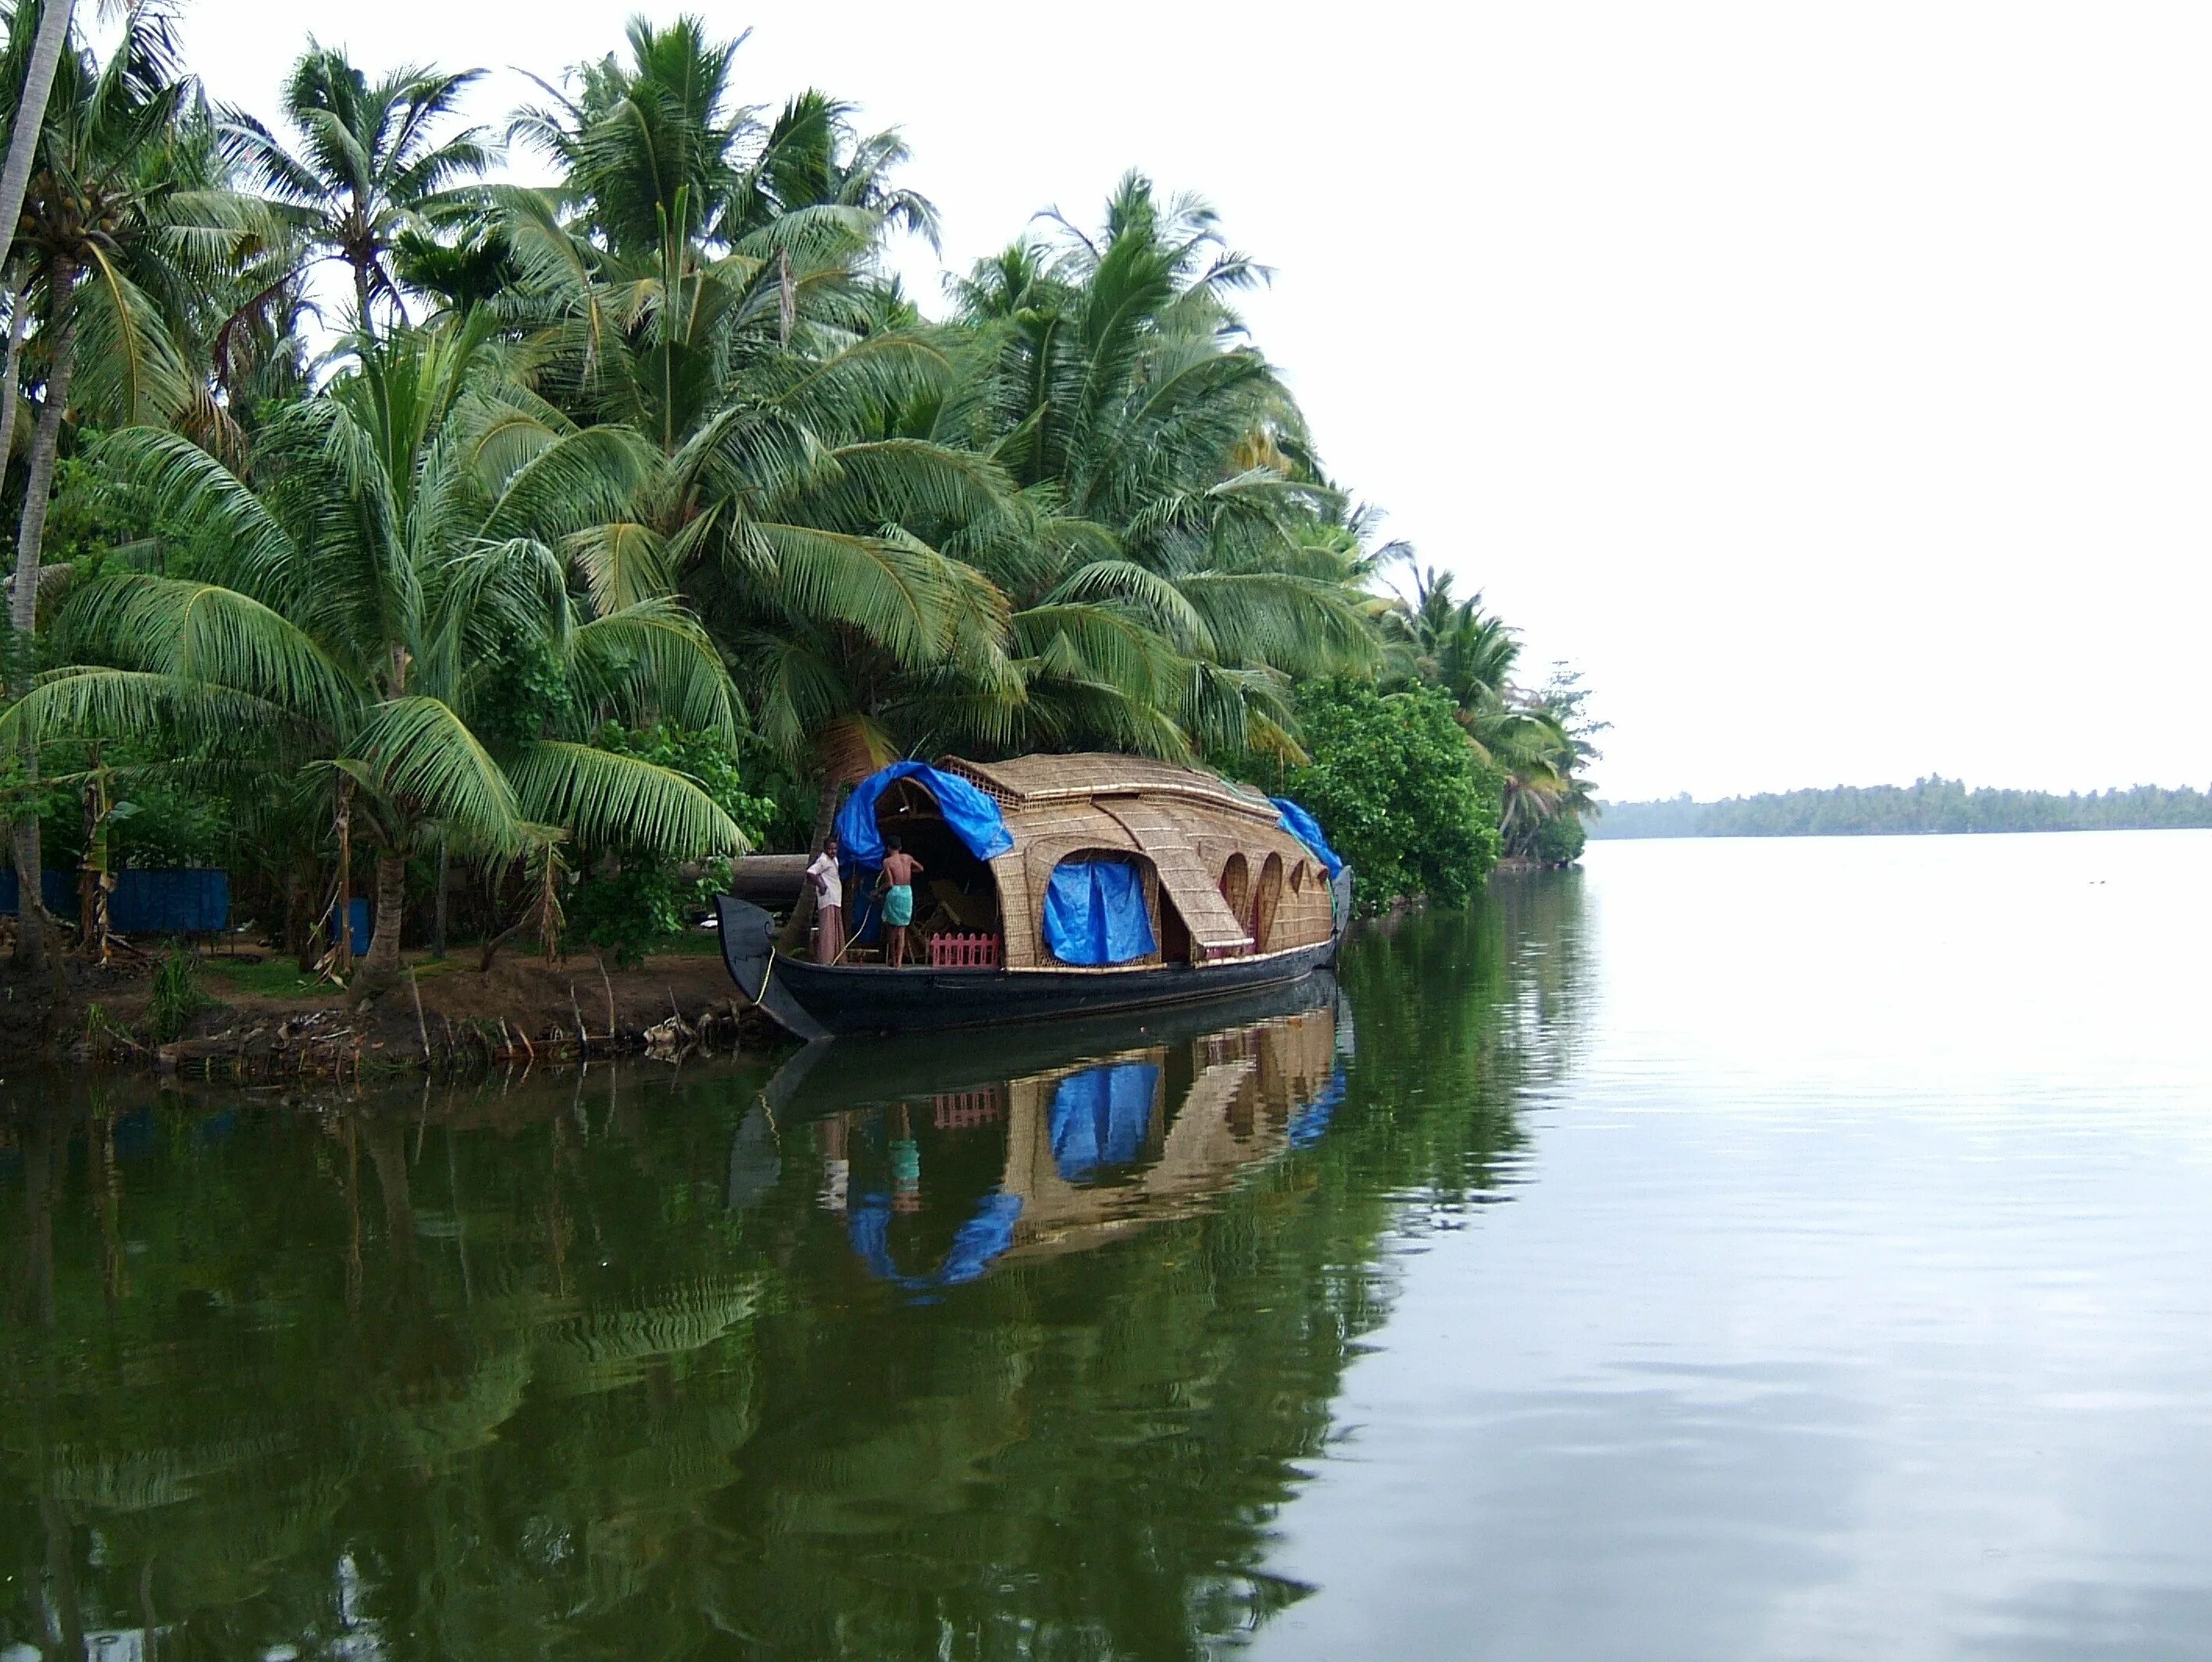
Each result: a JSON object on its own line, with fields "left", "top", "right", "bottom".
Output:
{"left": 715, "top": 890, "right": 1347, "bottom": 1040}
{"left": 759, "top": 969, "right": 1341, "bottom": 1118}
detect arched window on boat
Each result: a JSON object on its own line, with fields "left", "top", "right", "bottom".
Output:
{"left": 1253, "top": 853, "right": 1284, "bottom": 950}
{"left": 1043, "top": 853, "right": 1158, "bottom": 966}
{"left": 1219, "top": 853, "right": 1250, "bottom": 926}
{"left": 1289, "top": 859, "right": 1307, "bottom": 895}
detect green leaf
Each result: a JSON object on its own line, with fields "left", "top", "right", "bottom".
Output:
{"left": 509, "top": 741, "right": 747, "bottom": 858}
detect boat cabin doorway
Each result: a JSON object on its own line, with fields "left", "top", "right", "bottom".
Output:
{"left": 863, "top": 776, "right": 1004, "bottom": 963}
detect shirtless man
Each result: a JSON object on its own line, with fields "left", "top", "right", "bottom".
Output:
{"left": 878, "top": 836, "right": 925, "bottom": 968}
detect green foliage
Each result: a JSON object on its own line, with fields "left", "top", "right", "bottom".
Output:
{"left": 1276, "top": 679, "right": 1503, "bottom": 912}
{"left": 588, "top": 723, "right": 780, "bottom": 850}
{"left": 0, "top": 12, "right": 1596, "bottom": 955}
{"left": 146, "top": 947, "right": 206, "bottom": 1042}
{"left": 561, "top": 724, "right": 780, "bottom": 965}
{"left": 1594, "top": 778, "right": 2212, "bottom": 840}
{"left": 1528, "top": 810, "right": 1587, "bottom": 865}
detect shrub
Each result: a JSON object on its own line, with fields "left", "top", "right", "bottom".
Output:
{"left": 148, "top": 949, "right": 207, "bottom": 1043}
{"left": 1529, "top": 811, "right": 1587, "bottom": 865}
{"left": 1276, "top": 679, "right": 1504, "bottom": 913}
{"left": 559, "top": 726, "right": 781, "bottom": 965}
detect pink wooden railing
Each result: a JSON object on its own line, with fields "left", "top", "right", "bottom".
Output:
{"left": 929, "top": 932, "right": 1002, "bottom": 968}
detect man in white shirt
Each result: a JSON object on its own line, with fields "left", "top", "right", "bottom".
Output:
{"left": 806, "top": 835, "right": 844, "bottom": 964}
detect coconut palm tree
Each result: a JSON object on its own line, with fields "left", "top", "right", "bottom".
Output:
{"left": 219, "top": 41, "right": 493, "bottom": 326}
{"left": 1379, "top": 567, "right": 1597, "bottom": 856}
{"left": 495, "top": 25, "right": 1024, "bottom": 828}
{"left": 3, "top": 314, "right": 747, "bottom": 989}
{"left": 0, "top": 0, "right": 77, "bottom": 277}
{"left": 722, "top": 88, "right": 937, "bottom": 250}
{"left": 0, "top": 0, "right": 77, "bottom": 515}
{"left": 4, "top": 1, "right": 261, "bottom": 970}
{"left": 935, "top": 174, "right": 1381, "bottom": 761}
{"left": 508, "top": 16, "right": 931, "bottom": 264}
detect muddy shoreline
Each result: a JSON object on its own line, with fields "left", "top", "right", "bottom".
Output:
{"left": 0, "top": 944, "right": 790, "bottom": 1079}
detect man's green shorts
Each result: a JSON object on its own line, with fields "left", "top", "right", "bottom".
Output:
{"left": 883, "top": 884, "right": 915, "bottom": 926}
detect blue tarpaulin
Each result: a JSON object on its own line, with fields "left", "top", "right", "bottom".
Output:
{"left": 1270, "top": 797, "right": 1345, "bottom": 878}
{"left": 330, "top": 897, "right": 372, "bottom": 954}
{"left": 1042, "top": 858, "right": 1156, "bottom": 966}
{"left": 834, "top": 761, "right": 1015, "bottom": 868}
{"left": 847, "top": 1190, "right": 1025, "bottom": 1291}
{"left": 1049, "top": 1062, "right": 1161, "bottom": 1181}
{"left": 1, "top": 868, "right": 230, "bottom": 933}
{"left": 1287, "top": 1067, "right": 1349, "bottom": 1149}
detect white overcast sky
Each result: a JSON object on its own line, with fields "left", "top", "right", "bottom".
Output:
{"left": 171, "top": 0, "right": 2211, "bottom": 801}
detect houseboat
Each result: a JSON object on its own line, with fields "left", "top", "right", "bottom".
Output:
{"left": 716, "top": 753, "right": 1352, "bottom": 1040}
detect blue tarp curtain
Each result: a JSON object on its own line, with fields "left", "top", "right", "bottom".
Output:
{"left": 1042, "top": 858, "right": 1156, "bottom": 966}
{"left": 847, "top": 1190, "right": 1024, "bottom": 1292}
{"left": 835, "top": 761, "right": 1015, "bottom": 868}
{"left": 0, "top": 868, "right": 230, "bottom": 933}
{"left": 1269, "top": 797, "right": 1345, "bottom": 879}
{"left": 1049, "top": 1063, "right": 1161, "bottom": 1181}
{"left": 1286, "top": 1067, "right": 1349, "bottom": 1149}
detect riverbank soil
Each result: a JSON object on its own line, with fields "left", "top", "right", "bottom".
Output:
{"left": 0, "top": 937, "right": 779, "bottom": 1073}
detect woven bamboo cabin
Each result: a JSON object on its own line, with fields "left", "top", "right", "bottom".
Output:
{"left": 717, "top": 752, "right": 1351, "bottom": 1039}
{"left": 908, "top": 754, "right": 1338, "bottom": 967}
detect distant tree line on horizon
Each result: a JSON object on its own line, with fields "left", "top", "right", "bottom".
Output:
{"left": 1590, "top": 776, "right": 2212, "bottom": 840}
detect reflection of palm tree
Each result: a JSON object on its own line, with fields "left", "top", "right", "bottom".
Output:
{"left": 14, "top": 1112, "right": 59, "bottom": 1329}
{"left": 360, "top": 1115, "right": 416, "bottom": 1266}
{"left": 533, "top": 1275, "right": 762, "bottom": 1396}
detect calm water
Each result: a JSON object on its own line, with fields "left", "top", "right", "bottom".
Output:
{"left": 3, "top": 831, "right": 2210, "bottom": 1660}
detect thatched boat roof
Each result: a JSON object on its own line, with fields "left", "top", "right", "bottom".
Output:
{"left": 938, "top": 754, "right": 1279, "bottom": 822}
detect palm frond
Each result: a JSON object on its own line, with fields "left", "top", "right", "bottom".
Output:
{"left": 509, "top": 740, "right": 745, "bottom": 858}
{"left": 351, "top": 695, "right": 522, "bottom": 851}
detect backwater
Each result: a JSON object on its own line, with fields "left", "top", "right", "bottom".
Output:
{"left": 3, "top": 829, "right": 2208, "bottom": 1660}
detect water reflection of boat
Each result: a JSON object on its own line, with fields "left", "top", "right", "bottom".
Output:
{"left": 760, "top": 975, "right": 1348, "bottom": 1289}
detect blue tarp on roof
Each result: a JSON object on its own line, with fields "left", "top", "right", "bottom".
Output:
{"left": 1049, "top": 1062, "right": 1161, "bottom": 1182}
{"left": 1270, "top": 797, "right": 1345, "bottom": 879}
{"left": 834, "top": 761, "right": 1015, "bottom": 868}
{"left": 1042, "top": 857, "right": 1156, "bottom": 966}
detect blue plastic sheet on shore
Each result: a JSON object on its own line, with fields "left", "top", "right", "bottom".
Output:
{"left": 1269, "top": 797, "right": 1344, "bottom": 879}
{"left": 0, "top": 868, "right": 230, "bottom": 933}
{"left": 835, "top": 761, "right": 1015, "bottom": 868}
{"left": 1049, "top": 1062, "right": 1161, "bottom": 1181}
{"left": 329, "top": 897, "right": 372, "bottom": 954}
{"left": 1042, "top": 858, "right": 1156, "bottom": 966}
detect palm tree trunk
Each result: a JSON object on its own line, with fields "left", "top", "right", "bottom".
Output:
{"left": 353, "top": 260, "right": 373, "bottom": 330}
{"left": 431, "top": 836, "right": 448, "bottom": 958}
{"left": 778, "top": 784, "right": 843, "bottom": 950}
{"left": 355, "top": 848, "right": 407, "bottom": 986}
{"left": 9, "top": 277, "right": 74, "bottom": 973}
{"left": 328, "top": 776, "right": 354, "bottom": 972}
{"left": 6, "top": 290, "right": 66, "bottom": 641}
{"left": 0, "top": 0, "right": 76, "bottom": 269}
{"left": 287, "top": 865, "right": 313, "bottom": 971}
{"left": 0, "top": 267, "right": 30, "bottom": 491}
